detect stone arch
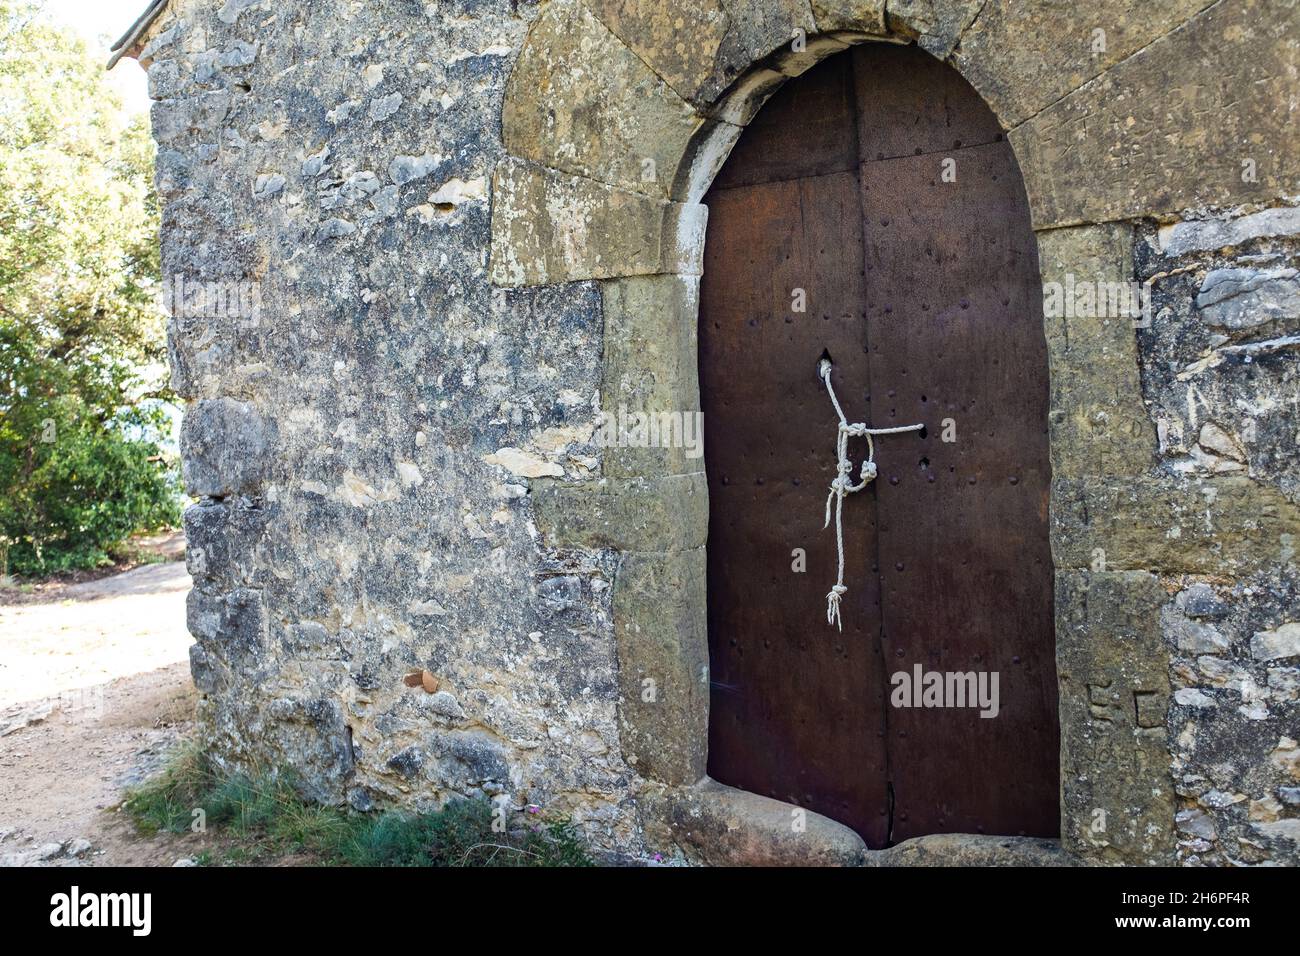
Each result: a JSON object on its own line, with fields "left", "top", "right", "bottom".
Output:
{"left": 489, "top": 0, "right": 1298, "bottom": 865}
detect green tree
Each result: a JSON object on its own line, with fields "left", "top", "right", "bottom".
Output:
{"left": 0, "top": 1, "right": 178, "bottom": 576}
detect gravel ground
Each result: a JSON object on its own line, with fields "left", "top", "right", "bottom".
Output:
{"left": 0, "top": 554, "right": 205, "bottom": 866}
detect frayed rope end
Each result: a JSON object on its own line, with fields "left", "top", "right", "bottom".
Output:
{"left": 825, "top": 584, "right": 846, "bottom": 631}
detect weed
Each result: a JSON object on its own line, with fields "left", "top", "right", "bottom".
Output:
{"left": 123, "top": 746, "right": 594, "bottom": 867}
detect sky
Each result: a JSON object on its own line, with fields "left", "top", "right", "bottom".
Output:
{"left": 44, "top": 0, "right": 152, "bottom": 117}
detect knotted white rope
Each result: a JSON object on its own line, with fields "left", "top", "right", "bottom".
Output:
{"left": 819, "top": 359, "right": 923, "bottom": 630}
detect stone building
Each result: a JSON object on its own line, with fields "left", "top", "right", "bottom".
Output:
{"left": 113, "top": 0, "right": 1299, "bottom": 865}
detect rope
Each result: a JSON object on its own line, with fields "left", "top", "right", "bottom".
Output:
{"left": 818, "top": 359, "right": 923, "bottom": 630}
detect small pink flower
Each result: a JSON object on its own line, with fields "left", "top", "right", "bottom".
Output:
{"left": 653, "top": 853, "right": 663, "bottom": 863}
{"left": 525, "top": 804, "right": 541, "bottom": 814}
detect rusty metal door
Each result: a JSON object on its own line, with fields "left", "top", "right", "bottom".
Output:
{"left": 700, "top": 44, "right": 1058, "bottom": 849}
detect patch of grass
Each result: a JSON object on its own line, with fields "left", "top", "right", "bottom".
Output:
{"left": 117, "top": 548, "right": 168, "bottom": 567}
{"left": 123, "top": 747, "right": 595, "bottom": 867}
{"left": 123, "top": 742, "right": 214, "bottom": 835}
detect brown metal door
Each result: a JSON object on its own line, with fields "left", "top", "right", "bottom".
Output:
{"left": 700, "top": 44, "right": 1058, "bottom": 848}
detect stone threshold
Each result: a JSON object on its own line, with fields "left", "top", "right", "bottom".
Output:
{"left": 647, "top": 778, "right": 1078, "bottom": 866}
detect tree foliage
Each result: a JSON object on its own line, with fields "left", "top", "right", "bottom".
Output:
{"left": 0, "top": 2, "right": 178, "bottom": 576}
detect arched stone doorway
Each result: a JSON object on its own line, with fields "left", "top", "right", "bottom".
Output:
{"left": 699, "top": 43, "right": 1058, "bottom": 848}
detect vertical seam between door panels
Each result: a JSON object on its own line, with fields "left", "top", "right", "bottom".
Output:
{"left": 848, "top": 45, "right": 896, "bottom": 847}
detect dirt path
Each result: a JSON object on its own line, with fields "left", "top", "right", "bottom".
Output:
{"left": 0, "top": 561, "right": 194, "bottom": 712}
{"left": 0, "top": 557, "right": 205, "bottom": 866}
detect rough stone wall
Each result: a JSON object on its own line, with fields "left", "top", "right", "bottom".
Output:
{"left": 483, "top": 0, "right": 1300, "bottom": 867}
{"left": 1041, "top": 211, "right": 1300, "bottom": 866}
{"left": 148, "top": 0, "right": 646, "bottom": 853}
{"left": 143, "top": 0, "right": 1300, "bottom": 866}
{"left": 1137, "top": 214, "right": 1300, "bottom": 864}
